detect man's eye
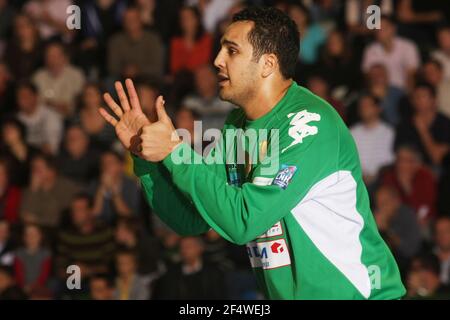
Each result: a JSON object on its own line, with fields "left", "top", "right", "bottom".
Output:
{"left": 228, "top": 48, "right": 237, "bottom": 55}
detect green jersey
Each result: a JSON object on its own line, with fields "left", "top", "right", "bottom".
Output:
{"left": 133, "top": 81, "right": 406, "bottom": 300}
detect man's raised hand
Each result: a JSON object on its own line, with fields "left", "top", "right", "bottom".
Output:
{"left": 99, "top": 79, "right": 152, "bottom": 155}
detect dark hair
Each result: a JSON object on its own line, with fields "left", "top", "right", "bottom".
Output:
{"left": 1, "top": 116, "right": 27, "bottom": 141}
{"left": 178, "top": 6, "right": 205, "bottom": 41}
{"left": 360, "top": 94, "right": 381, "bottom": 107}
{"left": 16, "top": 80, "right": 38, "bottom": 95}
{"left": 380, "top": 14, "right": 397, "bottom": 25}
{"left": 90, "top": 273, "right": 115, "bottom": 288}
{"left": 424, "top": 59, "right": 443, "bottom": 71}
{"left": 412, "top": 253, "right": 441, "bottom": 276}
{"left": 32, "top": 152, "right": 58, "bottom": 171}
{"left": 232, "top": 6, "right": 300, "bottom": 79}
{"left": 101, "top": 149, "right": 125, "bottom": 163}
{"left": 414, "top": 82, "right": 436, "bottom": 98}
{"left": 72, "top": 192, "right": 94, "bottom": 208}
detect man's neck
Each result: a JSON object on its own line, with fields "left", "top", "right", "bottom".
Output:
{"left": 243, "top": 79, "right": 292, "bottom": 121}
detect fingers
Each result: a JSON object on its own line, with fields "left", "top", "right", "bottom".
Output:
{"left": 115, "top": 81, "right": 131, "bottom": 112}
{"left": 125, "top": 78, "right": 142, "bottom": 112}
{"left": 103, "top": 93, "right": 123, "bottom": 118}
{"left": 99, "top": 107, "right": 118, "bottom": 127}
{"left": 155, "top": 96, "right": 170, "bottom": 124}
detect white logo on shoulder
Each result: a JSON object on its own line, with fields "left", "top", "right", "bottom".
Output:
{"left": 282, "top": 110, "right": 321, "bottom": 153}
{"left": 258, "top": 221, "right": 283, "bottom": 239}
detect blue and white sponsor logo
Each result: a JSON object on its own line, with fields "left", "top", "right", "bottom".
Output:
{"left": 272, "top": 165, "right": 297, "bottom": 189}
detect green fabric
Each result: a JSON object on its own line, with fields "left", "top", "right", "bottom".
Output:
{"left": 134, "top": 82, "right": 406, "bottom": 300}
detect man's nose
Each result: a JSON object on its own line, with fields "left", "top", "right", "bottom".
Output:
{"left": 213, "top": 51, "right": 224, "bottom": 70}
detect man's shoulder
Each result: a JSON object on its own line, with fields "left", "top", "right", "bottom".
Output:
{"left": 281, "top": 85, "right": 342, "bottom": 130}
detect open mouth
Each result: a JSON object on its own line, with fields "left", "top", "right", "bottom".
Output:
{"left": 217, "top": 74, "right": 230, "bottom": 85}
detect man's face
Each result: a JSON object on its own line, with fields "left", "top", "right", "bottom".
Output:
{"left": 71, "top": 198, "right": 92, "bottom": 227}
{"left": 376, "top": 19, "right": 396, "bottom": 44}
{"left": 358, "top": 96, "right": 381, "bottom": 123}
{"left": 17, "top": 87, "right": 38, "bottom": 113}
{"left": 90, "top": 279, "right": 113, "bottom": 300}
{"left": 123, "top": 9, "right": 142, "bottom": 34}
{"left": 214, "top": 21, "right": 262, "bottom": 106}
{"left": 412, "top": 87, "right": 435, "bottom": 113}
{"left": 45, "top": 45, "right": 67, "bottom": 72}
{"left": 180, "top": 237, "right": 203, "bottom": 263}
{"left": 65, "top": 127, "right": 89, "bottom": 157}
{"left": 101, "top": 153, "right": 123, "bottom": 177}
{"left": 116, "top": 254, "right": 136, "bottom": 275}
{"left": 423, "top": 63, "right": 442, "bottom": 86}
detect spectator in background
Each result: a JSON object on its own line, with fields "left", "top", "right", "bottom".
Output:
{"left": 90, "top": 150, "right": 140, "bottom": 224}
{"left": 0, "top": 158, "right": 21, "bottom": 225}
{"left": 135, "top": 0, "right": 180, "bottom": 43}
{"left": 20, "top": 153, "right": 80, "bottom": 229}
{"left": 350, "top": 94, "right": 394, "bottom": 186}
{"left": 174, "top": 107, "right": 202, "bottom": 148}
{"left": 136, "top": 78, "right": 161, "bottom": 123}
{"left": 32, "top": 42, "right": 85, "bottom": 118}
{"left": 395, "top": 0, "right": 445, "bottom": 47}
{"left": 307, "top": 75, "right": 346, "bottom": 121}
{"left": 362, "top": 15, "right": 420, "bottom": 92}
{"left": 0, "top": 117, "right": 37, "bottom": 187}
{"left": 0, "top": 219, "right": 14, "bottom": 267}
{"left": 13, "top": 224, "right": 51, "bottom": 295}
{"left": 89, "top": 273, "right": 114, "bottom": 300}
{"left": 374, "top": 185, "right": 422, "bottom": 267}
{"left": 0, "top": 62, "right": 15, "bottom": 118}
{"left": 406, "top": 253, "right": 450, "bottom": 299}
{"left": 316, "top": 29, "right": 360, "bottom": 101}
{"left": 395, "top": 83, "right": 450, "bottom": 166}
{"left": 16, "top": 81, "right": 62, "bottom": 155}
{"left": 56, "top": 193, "right": 115, "bottom": 280}
{"left": 170, "top": 6, "right": 213, "bottom": 76}
{"left": 0, "top": 265, "right": 27, "bottom": 300}
{"left": 0, "top": 0, "right": 15, "bottom": 45}
{"left": 23, "top": 0, "right": 73, "bottom": 41}
{"left": 212, "top": 1, "right": 247, "bottom": 58}
{"left": 108, "top": 6, "right": 164, "bottom": 80}
{"left": 113, "top": 249, "right": 150, "bottom": 300}
{"left": 78, "top": 0, "right": 127, "bottom": 79}
{"left": 346, "top": 0, "right": 394, "bottom": 38}
{"left": 434, "top": 217, "right": 450, "bottom": 285}
{"left": 380, "top": 145, "right": 437, "bottom": 225}
{"left": 182, "top": 64, "right": 234, "bottom": 131}
{"left": 72, "top": 83, "right": 116, "bottom": 152}
{"left": 421, "top": 59, "right": 450, "bottom": 119}
{"left": 115, "top": 217, "right": 161, "bottom": 276}
{"left": 4, "top": 13, "right": 43, "bottom": 81}
{"left": 57, "top": 125, "right": 100, "bottom": 187}
{"left": 288, "top": 2, "right": 326, "bottom": 66}
{"left": 190, "top": 0, "right": 237, "bottom": 34}
{"left": 432, "top": 25, "right": 450, "bottom": 81}
{"left": 363, "top": 64, "right": 404, "bottom": 125}
{"left": 153, "top": 236, "right": 227, "bottom": 299}
{"left": 202, "top": 229, "right": 234, "bottom": 273}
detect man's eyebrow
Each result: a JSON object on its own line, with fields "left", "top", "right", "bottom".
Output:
{"left": 221, "top": 38, "right": 240, "bottom": 48}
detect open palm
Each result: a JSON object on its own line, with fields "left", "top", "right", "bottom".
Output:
{"left": 99, "top": 79, "right": 159, "bottom": 153}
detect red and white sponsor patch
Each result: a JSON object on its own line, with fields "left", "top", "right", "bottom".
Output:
{"left": 246, "top": 239, "right": 291, "bottom": 270}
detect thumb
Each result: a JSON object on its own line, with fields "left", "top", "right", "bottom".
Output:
{"left": 155, "top": 96, "right": 171, "bottom": 125}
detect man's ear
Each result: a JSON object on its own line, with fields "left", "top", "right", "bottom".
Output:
{"left": 261, "top": 53, "right": 278, "bottom": 78}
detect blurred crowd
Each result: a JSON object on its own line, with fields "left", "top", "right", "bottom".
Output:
{"left": 1, "top": 0, "right": 450, "bottom": 300}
